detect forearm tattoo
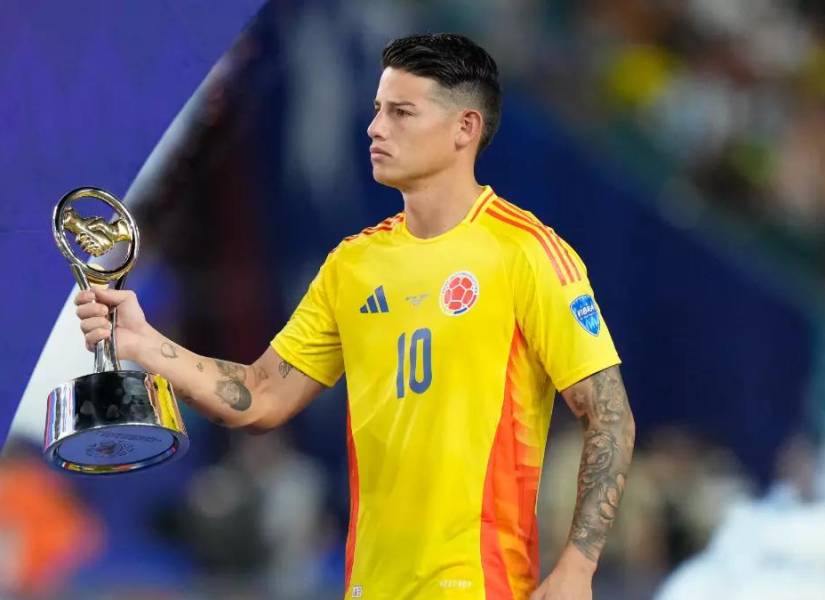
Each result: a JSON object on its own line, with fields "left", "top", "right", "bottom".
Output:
{"left": 214, "top": 359, "right": 251, "bottom": 411}
{"left": 566, "top": 366, "right": 635, "bottom": 562}
{"left": 216, "top": 359, "right": 247, "bottom": 382}
{"left": 160, "top": 342, "right": 178, "bottom": 358}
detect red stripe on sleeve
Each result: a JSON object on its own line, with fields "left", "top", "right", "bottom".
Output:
{"left": 547, "top": 228, "right": 581, "bottom": 281}
{"left": 469, "top": 188, "right": 495, "bottom": 222}
{"left": 487, "top": 208, "right": 568, "bottom": 285}
{"left": 343, "top": 213, "right": 404, "bottom": 242}
{"left": 491, "top": 200, "right": 577, "bottom": 283}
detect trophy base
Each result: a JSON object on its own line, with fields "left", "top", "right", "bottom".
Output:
{"left": 44, "top": 370, "right": 189, "bottom": 475}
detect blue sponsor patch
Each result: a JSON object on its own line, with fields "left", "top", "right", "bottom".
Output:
{"left": 570, "top": 294, "right": 600, "bottom": 336}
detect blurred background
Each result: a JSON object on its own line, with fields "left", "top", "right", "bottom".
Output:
{"left": 2, "top": 0, "right": 824, "bottom": 598}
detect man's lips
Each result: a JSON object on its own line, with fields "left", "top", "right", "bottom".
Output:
{"left": 370, "top": 146, "right": 391, "bottom": 157}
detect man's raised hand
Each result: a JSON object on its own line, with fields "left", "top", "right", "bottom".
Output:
{"left": 73, "top": 288, "right": 155, "bottom": 362}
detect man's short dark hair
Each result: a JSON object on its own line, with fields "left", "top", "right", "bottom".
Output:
{"left": 381, "top": 33, "right": 501, "bottom": 154}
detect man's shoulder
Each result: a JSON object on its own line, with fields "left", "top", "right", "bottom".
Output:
{"left": 330, "top": 212, "right": 405, "bottom": 257}
{"left": 475, "top": 193, "right": 586, "bottom": 283}
{"left": 475, "top": 194, "right": 554, "bottom": 252}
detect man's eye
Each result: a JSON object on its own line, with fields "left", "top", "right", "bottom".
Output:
{"left": 372, "top": 106, "right": 411, "bottom": 117}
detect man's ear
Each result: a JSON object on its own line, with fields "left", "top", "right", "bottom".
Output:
{"left": 455, "top": 108, "right": 484, "bottom": 152}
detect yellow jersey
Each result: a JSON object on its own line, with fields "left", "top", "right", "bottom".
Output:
{"left": 272, "top": 186, "right": 621, "bottom": 599}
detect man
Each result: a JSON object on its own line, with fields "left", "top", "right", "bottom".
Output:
{"left": 75, "top": 33, "right": 635, "bottom": 600}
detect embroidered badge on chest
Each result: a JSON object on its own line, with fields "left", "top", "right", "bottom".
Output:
{"left": 440, "top": 271, "right": 479, "bottom": 316}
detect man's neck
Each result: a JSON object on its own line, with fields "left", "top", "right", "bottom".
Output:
{"left": 400, "top": 171, "right": 484, "bottom": 239}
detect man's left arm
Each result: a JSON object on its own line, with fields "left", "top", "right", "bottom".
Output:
{"left": 531, "top": 365, "right": 635, "bottom": 600}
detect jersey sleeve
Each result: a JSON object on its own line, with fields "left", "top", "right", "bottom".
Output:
{"left": 271, "top": 252, "right": 344, "bottom": 387}
{"left": 513, "top": 231, "right": 621, "bottom": 391}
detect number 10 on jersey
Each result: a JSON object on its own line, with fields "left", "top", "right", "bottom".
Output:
{"left": 396, "top": 328, "right": 432, "bottom": 398}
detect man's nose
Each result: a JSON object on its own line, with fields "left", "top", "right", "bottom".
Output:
{"left": 367, "top": 111, "right": 386, "bottom": 140}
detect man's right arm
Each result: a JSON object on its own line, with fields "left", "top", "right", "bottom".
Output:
{"left": 75, "top": 288, "right": 325, "bottom": 431}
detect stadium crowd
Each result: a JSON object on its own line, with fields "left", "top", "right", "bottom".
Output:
{"left": 417, "top": 0, "right": 825, "bottom": 276}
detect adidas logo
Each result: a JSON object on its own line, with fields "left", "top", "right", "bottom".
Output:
{"left": 359, "top": 286, "right": 390, "bottom": 314}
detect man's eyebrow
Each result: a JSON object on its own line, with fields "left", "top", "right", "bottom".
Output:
{"left": 373, "top": 100, "right": 417, "bottom": 108}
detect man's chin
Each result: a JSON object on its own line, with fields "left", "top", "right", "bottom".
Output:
{"left": 371, "top": 168, "right": 405, "bottom": 189}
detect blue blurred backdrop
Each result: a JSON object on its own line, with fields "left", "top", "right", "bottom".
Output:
{"left": 2, "top": 1, "right": 824, "bottom": 599}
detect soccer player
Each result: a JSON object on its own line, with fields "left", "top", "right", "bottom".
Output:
{"left": 75, "top": 33, "right": 635, "bottom": 600}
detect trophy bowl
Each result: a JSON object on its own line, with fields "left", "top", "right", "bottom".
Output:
{"left": 45, "top": 371, "right": 188, "bottom": 474}
{"left": 44, "top": 187, "right": 189, "bottom": 475}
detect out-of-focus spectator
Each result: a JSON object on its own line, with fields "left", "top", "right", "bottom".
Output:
{"left": 0, "top": 439, "right": 105, "bottom": 598}
{"left": 655, "top": 431, "right": 825, "bottom": 600}
{"left": 772, "top": 98, "right": 825, "bottom": 237}
{"left": 539, "top": 419, "right": 751, "bottom": 599}
{"left": 429, "top": 0, "right": 825, "bottom": 274}
{"left": 165, "top": 431, "right": 333, "bottom": 599}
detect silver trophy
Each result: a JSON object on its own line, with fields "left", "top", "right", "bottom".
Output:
{"left": 44, "top": 187, "right": 189, "bottom": 474}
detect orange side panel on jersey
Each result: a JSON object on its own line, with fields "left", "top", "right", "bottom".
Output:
{"left": 481, "top": 327, "right": 542, "bottom": 599}
{"left": 486, "top": 207, "right": 568, "bottom": 286}
{"left": 345, "top": 410, "right": 360, "bottom": 590}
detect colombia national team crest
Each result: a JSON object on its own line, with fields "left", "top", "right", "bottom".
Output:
{"left": 440, "top": 271, "right": 479, "bottom": 316}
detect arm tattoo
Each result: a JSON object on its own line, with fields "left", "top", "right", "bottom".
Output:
{"left": 278, "top": 360, "right": 293, "bottom": 378}
{"left": 278, "top": 360, "right": 306, "bottom": 379}
{"left": 565, "top": 366, "right": 635, "bottom": 562}
{"left": 160, "top": 342, "right": 178, "bottom": 359}
{"left": 215, "top": 379, "right": 252, "bottom": 411}
{"left": 213, "top": 359, "right": 251, "bottom": 411}
{"left": 256, "top": 366, "right": 269, "bottom": 383}
{"left": 196, "top": 362, "right": 204, "bottom": 372}
{"left": 215, "top": 359, "right": 247, "bottom": 382}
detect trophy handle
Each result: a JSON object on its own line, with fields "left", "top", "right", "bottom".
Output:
{"left": 70, "top": 264, "right": 123, "bottom": 373}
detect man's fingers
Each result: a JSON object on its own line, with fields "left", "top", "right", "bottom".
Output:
{"left": 74, "top": 290, "right": 96, "bottom": 306}
{"left": 74, "top": 288, "right": 133, "bottom": 354}
{"left": 74, "top": 288, "right": 135, "bottom": 308}
{"left": 90, "top": 287, "right": 135, "bottom": 307}
{"left": 80, "top": 317, "right": 111, "bottom": 334}
{"left": 85, "top": 327, "right": 111, "bottom": 350}
{"left": 76, "top": 302, "right": 109, "bottom": 319}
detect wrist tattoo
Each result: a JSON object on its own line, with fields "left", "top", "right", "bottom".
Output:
{"left": 196, "top": 362, "right": 204, "bottom": 372}
{"left": 160, "top": 342, "right": 178, "bottom": 359}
